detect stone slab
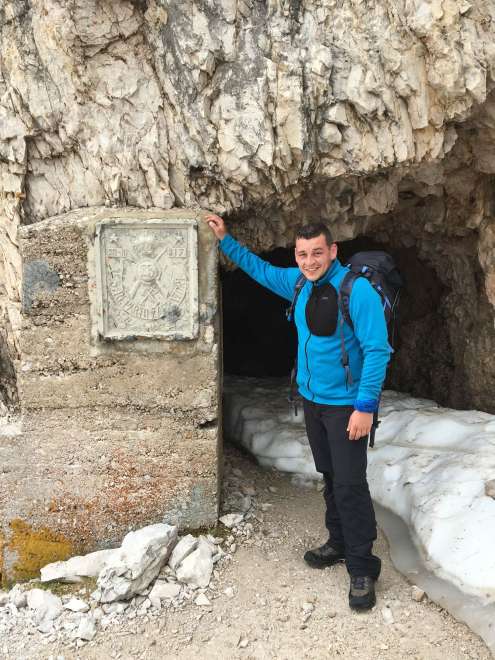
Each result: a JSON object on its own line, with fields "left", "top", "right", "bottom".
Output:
{"left": 95, "top": 218, "right": 199, "bottom": 341}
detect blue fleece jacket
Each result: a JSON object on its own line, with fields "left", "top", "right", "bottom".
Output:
{"left": 220, "top": 234, "right": 392, "bottom": 411}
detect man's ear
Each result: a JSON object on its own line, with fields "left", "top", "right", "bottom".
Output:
{"left": 331, "top": 243, "right": 338, "bottom": 259}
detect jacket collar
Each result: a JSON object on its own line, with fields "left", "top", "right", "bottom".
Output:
{"left": 315, "top": 258, "right": 343, "bottom": 286}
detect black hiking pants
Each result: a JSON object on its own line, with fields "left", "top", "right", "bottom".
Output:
{"left": 302, "top": 398, "right": 381, "bottom": 580}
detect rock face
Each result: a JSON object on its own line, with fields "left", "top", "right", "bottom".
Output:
{"left": 1, "top": 0, "right": 495, "bottom": 575}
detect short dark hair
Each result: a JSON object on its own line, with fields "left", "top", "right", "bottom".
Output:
{"left": 295, "top": 223, "right": 333, "bottom": 247}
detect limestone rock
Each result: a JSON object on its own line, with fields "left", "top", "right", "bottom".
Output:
{"left": 97, "top": 524, "right": 178, "bottom": 603}
{"left": 381, "top": 606, "right": 395, "bottom": 624}
{"left": 9, "top": 586, "right": 27, "bottom": 609}
{"left": 168, "top": 534, "right": 198, "bottom": 571}
{"left": 64, "top": 597, "right": 90, "bottom": 613}
{"left": 194, "top": 593, "right": 211, "bottom": 606}
{"left": 41, "top": 549, "right": 116, "bottom": 583}
{"left": 176, "top": 538, "right": 214, "bottom": 589}
{"left": 219, "top": 513, "right": 244, "bottom": 529}
{"left": 26, "top": 589, "right": 63, "bottom": 624}
{"left": 72, "top": 614, "right": 97, "bottom": 641}
{"left": 149, "top": 581, "right": 182, "bottom": 606}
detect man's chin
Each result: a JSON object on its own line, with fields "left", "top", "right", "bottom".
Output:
{"left": 304, "top": 271, "right": 321, "bottom": 281}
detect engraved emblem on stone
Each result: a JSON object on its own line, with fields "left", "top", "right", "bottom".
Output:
{"left": 95, "top": 219, "right": 199, "bottom": 340}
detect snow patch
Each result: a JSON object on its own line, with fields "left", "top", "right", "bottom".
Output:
{"left": 224, "top": 377, "right": 495, "bottom": 603}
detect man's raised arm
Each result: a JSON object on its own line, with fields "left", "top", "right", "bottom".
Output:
{"left": 204, "top": 213, "right": 298, "bottom": 302}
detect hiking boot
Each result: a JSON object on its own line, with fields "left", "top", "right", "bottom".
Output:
{"left": 348, "top": 575, "right": 376, "bottom": 610}
{"left": 303, "top": 540, "right": 345, "bottom": 569}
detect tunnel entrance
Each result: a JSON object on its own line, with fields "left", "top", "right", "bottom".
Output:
{"left": 221, "top": 236, "right": 460, "bottom": 408}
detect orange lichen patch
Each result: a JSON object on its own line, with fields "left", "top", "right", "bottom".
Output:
{"left": 7, "top": 519, "right": 73, "bottom": 582}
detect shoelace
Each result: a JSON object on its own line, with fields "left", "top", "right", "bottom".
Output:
{"left": 352, "top": 576, "right": 368, "bottom": 590}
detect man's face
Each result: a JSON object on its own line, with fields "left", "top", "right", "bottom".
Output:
{"left": 294, "top": 234, "right": 337, "bottom": 281}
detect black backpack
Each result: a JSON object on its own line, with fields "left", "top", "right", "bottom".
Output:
{"left": 286, "top": 251, "right": 403, "bottom": 446}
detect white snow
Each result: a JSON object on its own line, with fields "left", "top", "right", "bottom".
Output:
{"left": 224, "top": 377, "right": 495, "bottom": 604}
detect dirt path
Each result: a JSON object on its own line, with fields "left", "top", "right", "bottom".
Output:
{"left": 3, "top": 447, "right": 491, "bottom": 660}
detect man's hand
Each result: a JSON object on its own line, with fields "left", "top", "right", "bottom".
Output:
{"left": 204, "top": 213, "right": 227, "bottom": 240}
{"left": 347, "top": 410, "right": 373, "bottom": 441}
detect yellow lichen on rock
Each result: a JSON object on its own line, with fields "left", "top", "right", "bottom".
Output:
{"left": 7, "top": 519, "right": 73, "bottom": 582}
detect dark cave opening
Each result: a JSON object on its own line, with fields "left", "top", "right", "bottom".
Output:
{"left": 221, "top": 236, "right": 458, "bottom": 407}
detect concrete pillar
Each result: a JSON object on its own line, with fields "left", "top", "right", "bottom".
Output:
{"left": 0, "top": 207, "right": 221, "bottom": 584}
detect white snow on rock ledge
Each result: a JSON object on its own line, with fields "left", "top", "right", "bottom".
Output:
{"left": 224, "top": 377, "right": 495, "bottom": 604}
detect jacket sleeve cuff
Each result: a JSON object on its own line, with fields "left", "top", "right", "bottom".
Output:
{"left": 219, "top": 234, "right": 233, "bottom": 250}
{"left": 354, "top": 399, "right": 379, "bottom": 413}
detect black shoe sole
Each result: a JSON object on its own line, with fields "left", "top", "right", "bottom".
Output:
{"left": 349, "top": 595, "right": 376, "bottom": 611}
{"left": 303, "top": 553, "right": 346, "bottom": 569}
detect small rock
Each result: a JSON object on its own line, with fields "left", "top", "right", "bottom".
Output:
{"left": 381, "top": 606, "right": 394, "bottom": 624}
{"left": 267, "top": 486, "right": 278, "bottom": 494}
{"left": 239, "top": 495, "right": 252, "bottom": 512}
{"left": 149, "top": 581, "right": 181, "bottom": 603}
{"left": 411, "top": 586, "right": 426, "bottom": 602}
{"left": 176, "top": 538, "right": 214, "bottom": 589}
{"left": 9, "top": 586, "right": 27, "bottom": 609}
{"left": 302, "top": 602, "right": 314, "bottom": 614}
{"left": 224, "top": 587, "right": 235, "bottom": 598}
{"left": 219, "top": 513, "right": 244, "bottom": 529}
{"left": 102, "top": 602, "right": 128, "bottom": 614}
{"left": 38, "top": 620, "right": 56, "bottom": 634}
{"left": 169, "top": 534, "right": 198, "bottom": 571}
{"left": 484, "top": 479, "right": 495, "bottom": 499}
{"left": 0, "top": 592, "right": 9, "bottom": 607}
{"left": 26, "top": 589, "right": 63, "bottom": 624}
{"left": 64, "top": 598, "right": 90, "bottom": 613}
{"left": 194, "top": 593, "right": 211, "bottom": 606}
{"left": 238, "top": 637, "right": 249, "bottom": 648}
{"left": 73, "top": 615, "right": 97, "bottom": 641}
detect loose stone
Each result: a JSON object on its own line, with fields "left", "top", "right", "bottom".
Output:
{"left": 64, "top": 598, "right": 90, "bottom": 613}
{"left": 219, "top": 513, "right": 245, "bottom": 528}
{"left": 169, "top": 535, "right": 199, "bottom": 571}
{"left": 411, "top": 586, "right": 426, "bottom": 602}
{"left": 194, "top": 594, "right": 211, "bottom": 606}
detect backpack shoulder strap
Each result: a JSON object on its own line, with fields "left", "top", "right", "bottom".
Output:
{"left": 286, "top": 273, "right": 306, "bottom": 322}
{"left": 338, "top": 271, "right": 360, "bottom": 331}
{"left": 337, "top": 271, "right": 361, "bottom": 390}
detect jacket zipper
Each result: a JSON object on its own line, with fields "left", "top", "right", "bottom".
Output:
{"left": 305, "top": 282, "right": 315, "bottom": 400}
{"left": 304, "top": 332, "right": 313, "bottom": 400}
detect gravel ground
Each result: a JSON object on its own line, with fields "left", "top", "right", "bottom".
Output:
{"left": 1, "top": 446, "right": 492, "bottom": 660}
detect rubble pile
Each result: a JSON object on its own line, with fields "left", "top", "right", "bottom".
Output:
{"left": 0, "top": 487, "right": 260, "bottom": 654}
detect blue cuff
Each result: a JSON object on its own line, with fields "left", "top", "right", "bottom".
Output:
{"left": 219, "top": 234, "right": 232, "bottom": 249}
{"left": 354, "top": 399, "right": 379, "bottom": 413}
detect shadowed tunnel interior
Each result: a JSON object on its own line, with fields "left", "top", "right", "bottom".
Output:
{"left": 221, "top": 236, "right": 459, "bottom": 408}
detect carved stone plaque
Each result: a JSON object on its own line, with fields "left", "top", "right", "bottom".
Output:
{"left": 95, "top": 219, "right": 199, "bottom": 340}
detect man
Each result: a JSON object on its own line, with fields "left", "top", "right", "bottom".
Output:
{"left": 205, "top": 213, "right": 391, "bottom": 610}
